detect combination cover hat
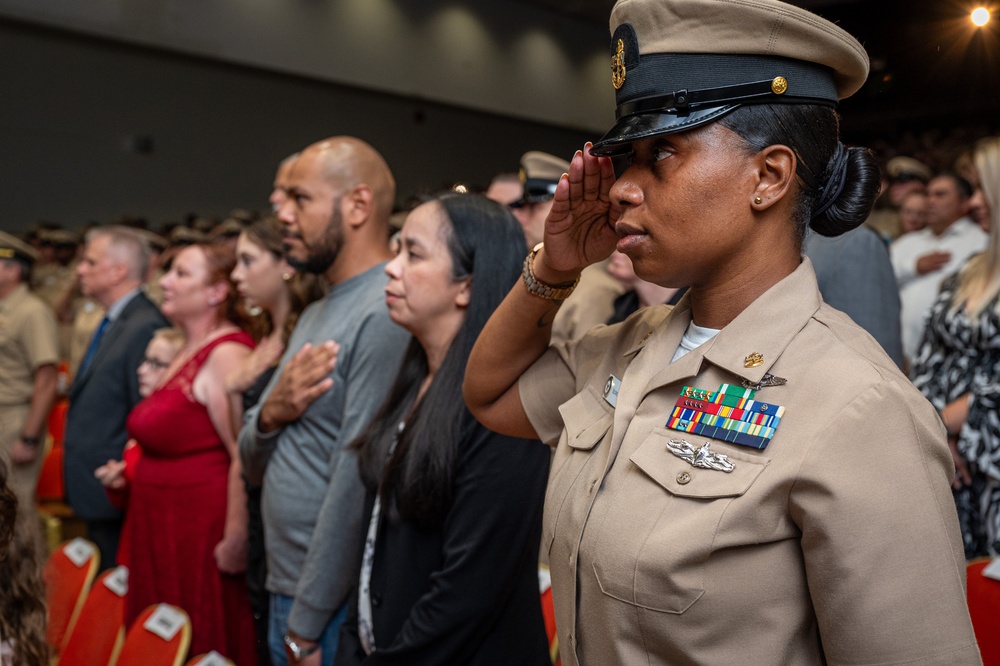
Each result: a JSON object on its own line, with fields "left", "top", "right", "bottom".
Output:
{"left": 0, "top": 231, "right": 38, "bottom": 264}
{"left": 591, "top": 0, "right": 870, "bottom": 156}
{"left": 513, "top": 151, "right": 572, "bottom": 206}
{"left": 886, "top": 156, "right": 932, "bottom": 182}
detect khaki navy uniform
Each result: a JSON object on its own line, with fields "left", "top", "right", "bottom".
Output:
{"left": 551, "top": 262, "right": 625, "bottom": 346}
{"left": 519, "top": 260, "right": 979, "bottom": 665}
{"left": 0, "top": 283, "right": 59, "bottom": 545}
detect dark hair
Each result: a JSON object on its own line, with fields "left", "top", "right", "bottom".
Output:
{"left": 933, "top": 171, "right": 974, "bottom": 200}
{"left": 718, "top": 104, "right": 881, "bottom": 239}
{"left": 0, "top": 460, "right": 48, "bottom": 666}
{"left": 0, "top": 460, "right": 16, "bottom": 555}
{"left": 353, "top": 193, "right": 527, "bottom": 528}
{"left": 241, "top": 218, "right": 325, "bottom": 344}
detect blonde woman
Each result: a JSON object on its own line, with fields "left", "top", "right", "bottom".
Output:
{"left": 912, "top": 135, "right": 1000, "bottom": 558}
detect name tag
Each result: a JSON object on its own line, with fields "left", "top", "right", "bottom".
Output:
{"left": 102, "top": 565, "right": 128, "bottom": 597}
{"left": 192, "top": 652, "right": 229, "bottom": 666}
{"left": 603, "top": 375, "right": 621, "bottom": 408}
{"left": 144, "top": 604, "right": 186, "bottom": 641}
{"left": 64, "top": 537, "right": 95, "bottom": 568}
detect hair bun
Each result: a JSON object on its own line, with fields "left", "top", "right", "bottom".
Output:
{"left": 809, "top": 146, "right": 882, "bottom": 237}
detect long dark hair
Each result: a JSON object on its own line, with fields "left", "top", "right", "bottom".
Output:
{"left": 0, "top": 460, "right": 48, "bottom": 666}
{"left": 718, "top": 104, "right": 881, "bottom": 242}
{"left": 353, "top": 193, "right": 527, "bottom": 528}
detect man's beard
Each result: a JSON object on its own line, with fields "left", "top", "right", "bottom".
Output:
{"left": 287, "top": 207, "right": 344, "bottom": 275}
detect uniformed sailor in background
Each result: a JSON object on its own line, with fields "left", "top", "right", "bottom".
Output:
{"left": 0, "top": 231, "right": 59, "bottom": 557}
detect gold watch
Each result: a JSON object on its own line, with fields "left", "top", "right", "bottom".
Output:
{"left": 521, "top": 243, "right": 580, "bottom": 301}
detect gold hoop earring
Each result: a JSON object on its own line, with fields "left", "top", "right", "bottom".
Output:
{"left": 282, "top": 273, "right": 292, "bottom": 281}
{"left": 753, "top": 196, "right": 763, "bottom": 205}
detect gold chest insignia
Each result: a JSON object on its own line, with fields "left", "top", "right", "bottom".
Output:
{"left": 611, "top": 39, "right": 626, "bottom": 90}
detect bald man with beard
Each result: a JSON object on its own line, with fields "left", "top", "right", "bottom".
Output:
{"left": 239, "top": 137, "right": 410, "bottom": 666}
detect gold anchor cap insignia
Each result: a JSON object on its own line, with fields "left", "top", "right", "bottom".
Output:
{"left": 771, "top": 76, "right": 788, "bottom": 95}
{"left": 744, "top": 352, "right": 764, "bottom": 368}
{"left": 611, "top": 39, "right": 626, "bottom": 90}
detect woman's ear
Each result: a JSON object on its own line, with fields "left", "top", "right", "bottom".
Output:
{"left": 750, "top": 144, "right": 797, "bottom": 211}
{"left": 208, "top": 280, "right": 230, "bottom": 307}
{"left": 454, "top": 277, "right": 471, "bottom": 309}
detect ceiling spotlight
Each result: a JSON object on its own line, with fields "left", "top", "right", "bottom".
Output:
{"left": 972, "top": 7, "right": 990, "bottom": 27}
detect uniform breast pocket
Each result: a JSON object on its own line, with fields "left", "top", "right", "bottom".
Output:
{"left": 543, "top": 385, "right": 615, "bottom": 553}
{"left": 591, "top": 426, "right": 768, "bottom": 614}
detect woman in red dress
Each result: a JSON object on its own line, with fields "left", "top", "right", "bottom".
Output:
{"left": 124, "top": 243, "right": 257, "bottom": 664}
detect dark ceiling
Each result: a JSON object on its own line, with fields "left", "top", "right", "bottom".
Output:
{"left": 519, "top": 0, "right": 1000, "bottom": 149}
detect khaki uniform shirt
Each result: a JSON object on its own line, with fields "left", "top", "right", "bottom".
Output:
{"left": 0, "top": 284, "right": 59, "bottom": 408}
{"left": 519, "top": 259, "right": 979, "bottom": 665}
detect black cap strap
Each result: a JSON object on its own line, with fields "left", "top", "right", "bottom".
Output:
{"left": 616, "top": 78, "right": 835, "bottom": 120}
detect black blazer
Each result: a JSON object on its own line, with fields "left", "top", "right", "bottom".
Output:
{"left": 64, "top": 291, "right": 169, "bottom": 521}
{"left": 336, "top": 413, "right": 551, "bottom": 666}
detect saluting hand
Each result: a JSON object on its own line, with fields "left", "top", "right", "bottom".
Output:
{"left": 258, "top": 341, "right": 339, "bottom": 433}
{"left": 541, "top": 143, "right": 621, "bottom": 278}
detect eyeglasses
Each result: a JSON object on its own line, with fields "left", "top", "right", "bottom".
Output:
{"left": 141, "top": 357, "right": 171, "bottom": 370}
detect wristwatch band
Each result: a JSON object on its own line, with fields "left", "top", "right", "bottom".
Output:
{"left": 284, "top": 633, "right": 320, "bottom": 661}
{"left": 521, "top": 243, "right": 580, "bottom": 301}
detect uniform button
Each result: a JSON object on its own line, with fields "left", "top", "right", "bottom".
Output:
{"left": 676, "top": 471, "right": 691, "bottom": 485}
{"left": 371, "top": 594, "right": 382, "bottom": 607}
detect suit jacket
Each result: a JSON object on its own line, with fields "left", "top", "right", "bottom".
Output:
{"left": 64, "top": 291, "right": 168, "bottom": 521}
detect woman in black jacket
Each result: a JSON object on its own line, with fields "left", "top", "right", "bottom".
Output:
{"left": 334, "top": 193, "right": 551, "bottom": 665}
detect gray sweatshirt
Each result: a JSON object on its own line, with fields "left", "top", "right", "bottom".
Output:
{"left": 238, "top": 262, "right": 410, "bottom": 638}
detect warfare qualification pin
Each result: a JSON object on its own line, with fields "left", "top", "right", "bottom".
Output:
{"left": 611, "top": 39, "right": 626, "bottom": 90}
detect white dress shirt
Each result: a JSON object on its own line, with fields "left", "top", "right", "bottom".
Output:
{"left": 890, "top": 217, "right": 988, "bottom": 363}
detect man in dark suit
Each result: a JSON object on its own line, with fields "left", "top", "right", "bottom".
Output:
{"left": 64, "top": 226, "right": 169, "bottom": 568}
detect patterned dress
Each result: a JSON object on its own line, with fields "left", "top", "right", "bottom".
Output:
{"left": 912, "top": 271, "right": 1000, "bottom": 558}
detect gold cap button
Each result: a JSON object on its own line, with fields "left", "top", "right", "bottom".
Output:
{"left": 676, "top": 472, "right": 691, "bottom": 485}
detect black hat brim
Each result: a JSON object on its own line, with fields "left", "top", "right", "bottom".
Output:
{"left": 591, "top": 104, "right": 740, "bottom": 157}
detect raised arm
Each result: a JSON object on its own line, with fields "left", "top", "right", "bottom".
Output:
{"left": 463, "top": 145, "right": 619, "bottom": 437}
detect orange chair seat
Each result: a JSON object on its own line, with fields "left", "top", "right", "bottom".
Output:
{"left": 968, "top": 558, "right": 1000, "bottom": 665}
{"left": 58, "top": 565, "right": 127, "bottom": 665}
{"left": 116, "top": 603, "right": 191, "bottom": 666}
{"left": 44, "top": 538, "right": 99, "bottom": 654}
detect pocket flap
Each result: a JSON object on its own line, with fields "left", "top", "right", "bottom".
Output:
{"left": 630, "top": 427, "right": 768, "bottom": 498}
{"left": 558, "top": 385, "right": 614, "bottom": 451}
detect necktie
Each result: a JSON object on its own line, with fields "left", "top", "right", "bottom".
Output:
{"left": 78, "top": 316, "right": 110, "bottom": 377}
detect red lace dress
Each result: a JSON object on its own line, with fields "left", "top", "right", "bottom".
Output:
{"left": 124, "top": 331, "right": 256, "bottom": 664}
